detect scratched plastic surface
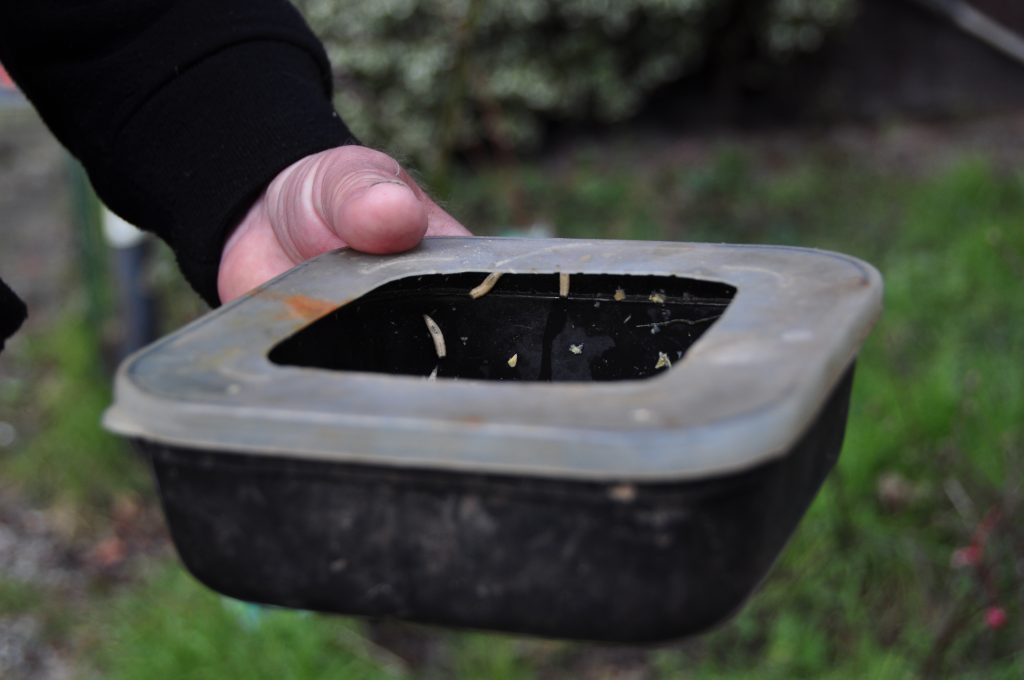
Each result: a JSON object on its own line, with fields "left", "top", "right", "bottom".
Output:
{"left": 105, "top": 238, "right": 883, "bottom": 480}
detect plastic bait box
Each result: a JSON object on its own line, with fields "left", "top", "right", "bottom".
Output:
{"left": 104, "top": 237, "right": 882, "bottom": 642}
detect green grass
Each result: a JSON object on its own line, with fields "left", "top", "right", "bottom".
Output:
{"left": 82, "top": 563, "right": 554, "bottom": 680}
{"left": 3, "top": 313, "right": 145, "bottom": 516}
{"left": 6, "top": 141, "right": 1022, "bottom": 678}
{"left": 448, "top": 149, "right": 1024, "bottom": 678}
{"left": 0, "top": 577, "right": 45, "bottom": 616}
{"left": 83, "top": 565, "right": 405, "bottom": 680}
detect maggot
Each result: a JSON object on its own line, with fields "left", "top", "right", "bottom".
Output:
{"left": 469, "top": 272, "right": 503, "bottom": 299}
{"left": 423, "top": 314, "right": 447, "bottom": 358}
{"left": 559, "top": 273, "right": 570, "bottom": 298}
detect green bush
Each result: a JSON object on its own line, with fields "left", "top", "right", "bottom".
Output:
{"left": 295, "top": 0, "right": 854, "bottom": 168}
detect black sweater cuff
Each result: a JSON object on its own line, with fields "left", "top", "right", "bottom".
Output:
{"left": 91, "top": 42, "right": 355, "bottom": 306}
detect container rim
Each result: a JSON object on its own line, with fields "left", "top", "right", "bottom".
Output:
{"left": 103, "top": 237, "right": 882, "bottom": 482}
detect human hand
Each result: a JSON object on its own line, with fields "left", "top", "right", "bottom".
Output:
{"left": 217, "top": 146, "right": 470, "bottom": 303}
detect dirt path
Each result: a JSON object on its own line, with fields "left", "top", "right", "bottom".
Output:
{"left": 0, "top": 487, "right": 80, "bottom": 680}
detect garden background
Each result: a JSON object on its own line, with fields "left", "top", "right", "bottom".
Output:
{"left": 0, "top": 1, "right": 1021, "bottom": 677}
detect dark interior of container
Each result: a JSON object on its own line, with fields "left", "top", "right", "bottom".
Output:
{"left": 269, "top": 272, "right": 735, "bottom": 382}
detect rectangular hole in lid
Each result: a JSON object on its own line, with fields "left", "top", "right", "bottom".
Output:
{"left": 268, "top": 272, "right": 736, "bottom": 382}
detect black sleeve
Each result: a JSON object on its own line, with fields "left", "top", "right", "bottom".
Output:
{"left": 0, "top": 0, "right": 356, "bottom": 306}
{"left": 0, "top": 278, "right": 28, "bottom": 354}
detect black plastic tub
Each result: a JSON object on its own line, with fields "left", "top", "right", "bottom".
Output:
{"left": 105, "top": 238, "right": 882, "bottom": 642}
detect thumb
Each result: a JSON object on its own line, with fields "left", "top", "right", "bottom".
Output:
{"left": 314, "top": 147, "right": 430, "bottom": 254}
{"left": 264, "top": 146, "right": 432, "bottom": 261}
{"left": 219, "top": 146, "right": 470, "bottom": 304}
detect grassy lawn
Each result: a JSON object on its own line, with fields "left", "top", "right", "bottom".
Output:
{"left": 3, "top": 131, "right": 1021, "bottom": 678}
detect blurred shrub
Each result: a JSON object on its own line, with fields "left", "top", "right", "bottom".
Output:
{"left": 764, "top": 0, "right": 852, "bottom": 55}
{"left": 295, "top": 0, "right": 855, "bottom": 168}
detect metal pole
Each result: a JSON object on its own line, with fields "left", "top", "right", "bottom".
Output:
{"left": 909, "top": 0, "right": 1024, "bottom": 67}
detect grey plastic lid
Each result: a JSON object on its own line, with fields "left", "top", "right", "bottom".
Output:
{"left": 103, "top": 238, "right": 882, "bottom": 482}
